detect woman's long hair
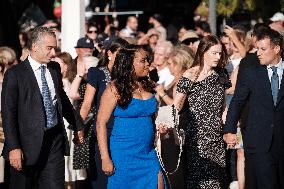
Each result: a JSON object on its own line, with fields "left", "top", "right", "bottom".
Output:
{"left": 191, "top": 35, "right": 227, "bottom": 76}
{"left": 97, "top": 37, "right": 129, "bottom": 68}
{"left": 111, "top": 45, "right": 155, "bottom": 109}
{"left": 57, "top": 52, "right": 73, "bottom": 82}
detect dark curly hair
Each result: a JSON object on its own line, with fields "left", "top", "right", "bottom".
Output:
{"left": 111, "top": 45, "right": 155, "bottom": 109}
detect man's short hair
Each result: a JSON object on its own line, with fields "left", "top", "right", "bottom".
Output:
{"left": 252, "top": 23, "right": 270, "bottom": 38}
{"left": 27, "top": 26, "right": 56, "bottom": 50}
{"left": 257, "top": 28, "right": 283, "bottom": 55}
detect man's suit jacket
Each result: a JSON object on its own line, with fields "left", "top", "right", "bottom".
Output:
{"left": 1, "top": 59, "right": 83, "bottom": 165}
{"left": 224, "top": 62, "right": 284, "bottom": 154}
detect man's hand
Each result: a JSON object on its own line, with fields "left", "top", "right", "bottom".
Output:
{"left": 9, "top": 149, "right": 23, "bottom": 171}
{"left": 74, "top": 130, "right": 84, "bottom": 144}
{"left": 223, "top": 133, "right": 237, "bottom": 149}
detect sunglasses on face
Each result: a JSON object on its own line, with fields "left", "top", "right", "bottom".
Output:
{"left": 88, "top": 30, "right": 97, "bottom": 34}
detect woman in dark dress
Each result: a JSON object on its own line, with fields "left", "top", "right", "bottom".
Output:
{"left": 155, "top": 45, "right": 194, "bottom": 189}
{"left": 174, "top": 35, "right": 230, "bottom": 189}
{"left": 79, "top": 38, "right": 128, "bottom": 189}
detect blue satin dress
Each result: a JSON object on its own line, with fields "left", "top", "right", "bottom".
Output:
{"left": 108, "top": 96, "right": 165, "bottom": 189}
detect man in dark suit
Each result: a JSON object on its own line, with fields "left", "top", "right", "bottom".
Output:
{"left": 224, "top": 28, "right": 284, "bottom": 189}
{"left": 1, "top": 27, "right": 84, "bottom": 189}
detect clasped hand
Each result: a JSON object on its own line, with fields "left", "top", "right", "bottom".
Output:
{"left": 223, "top": 133, "right": 237, "bottom": 149}
{"left": 73, "top": 130, "right": 84, "bottom": 144}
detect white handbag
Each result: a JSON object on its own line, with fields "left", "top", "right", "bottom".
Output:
{"left": 155, "top": 105, "right": 185, "bottom": 175}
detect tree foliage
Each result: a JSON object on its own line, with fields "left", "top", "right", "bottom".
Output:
{"left": 216, "top": 0, "right": 238, "bottom": 17}
{"left": 199, "top": 0, "right": 256, "bottom": 17}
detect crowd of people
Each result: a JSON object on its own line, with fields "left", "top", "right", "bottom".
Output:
{"left": 1, "top": 10, "right": 284, "bottom": 189}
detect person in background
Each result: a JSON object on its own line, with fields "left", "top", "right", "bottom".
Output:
{"left": 174, "top": 35, "right": 230, "bottom": 188}
{"left": 138, "top": 28, "right": 160, "bottom": 51}
{"left": 153, "top": 41, "right": 174, "bottom": 88}
{"left": 73, "top": 36, "right": 94, "bottom": 66}
{"left": 96, "top": 45, "right": 166, "bottom": 188}
{"left": 0, "top": 46, "right": 17, "bottom": 188}
{"left": 54, "top": 52, "right": 89, "bottom": 189}
{"left": 20, "top": 46, "right": 30, "bottom": 62}
{"left": 155, "top": 45, "right": 194, "bottom": 189}
{"left": 195, "top": 21, "right": 211, "bottom": 37}
{"left": 222, "top": 25, "right": 247, "bottom": 189}
{"left": 180, "top": 30, "right": 200, "bottom": 55}
{"left": 86, "top": 22, "right": 99, "bottom": 44}
{"left": 0, "top": 47, "right": 17, "bottom": 70}
{"left": 149, "top": 14, "right": 167, "bottom": 42}
{"left": 223, "top": 25, "right": 247, "bottom": 59}
{"left": 79, "top": 37, "right": 128, "bottom": 189}
{"left": 119, "top": 16, "right": 138, "bottom": 39}
{"left": 86, "top": 22, "right": 101, "bottom": 57}
{"left": 178, "top": 24, "right": 190, "bottom": 41}
{"left": 269, "top": 12, "right": 284, "bottom": 36}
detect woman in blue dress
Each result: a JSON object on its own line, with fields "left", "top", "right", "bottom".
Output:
{"left": 96, "top": 45, "right": 166, "bottom": 189}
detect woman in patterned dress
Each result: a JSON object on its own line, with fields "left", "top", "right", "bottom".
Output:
{"left": 174, "top": 35, "right": 230, "bottom": 189}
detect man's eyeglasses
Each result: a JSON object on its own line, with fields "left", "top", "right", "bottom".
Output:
{"left": 88, "top": 30, "right": 97, "bottom": 34}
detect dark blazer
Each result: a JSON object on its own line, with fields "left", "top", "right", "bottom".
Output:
{"left": 224, "top": 62, "right": 284, "bottom": 154}
{"left": 1, "top": 59, "right": 83, "bottom": 165}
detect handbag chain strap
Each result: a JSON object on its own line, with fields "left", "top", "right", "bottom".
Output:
{"left": 156, "top": 106, "right": 183, "bottom": 175}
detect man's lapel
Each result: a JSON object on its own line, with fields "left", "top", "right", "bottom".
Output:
{"left": 23, "top": 60, "right": 42, "bottom": 99}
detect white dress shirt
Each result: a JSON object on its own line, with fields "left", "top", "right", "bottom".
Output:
{"left": 267, "top": 58, "right": 284, "bottom": 89}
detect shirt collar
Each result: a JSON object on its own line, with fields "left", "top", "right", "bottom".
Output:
{"left": 28, "top": 55, "right": 47, "bottom": 71}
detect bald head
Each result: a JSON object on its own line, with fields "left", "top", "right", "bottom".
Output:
{"left": 127, "top": 16, "right": 138, "bottom": 31}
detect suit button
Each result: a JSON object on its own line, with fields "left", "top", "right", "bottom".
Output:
{"left": 271, "top": 124, "right": 274, "bottom": 128}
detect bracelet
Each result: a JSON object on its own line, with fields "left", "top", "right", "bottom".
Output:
{"left": 161, "top": 93, "right": 167, "bottom": 99}
{"left": 76, "top": 74, "right": 83, "bottom": 78}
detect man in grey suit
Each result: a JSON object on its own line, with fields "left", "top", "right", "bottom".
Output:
{"left": 1, "top": 27, "right": 84, "bottom": 189}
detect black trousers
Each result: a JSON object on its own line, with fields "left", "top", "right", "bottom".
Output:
{"left": 245, "top": 136, "right": 284, "bottom": 189}
{"left": 9, "top": 125, "right": 65, "bottom": 189}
